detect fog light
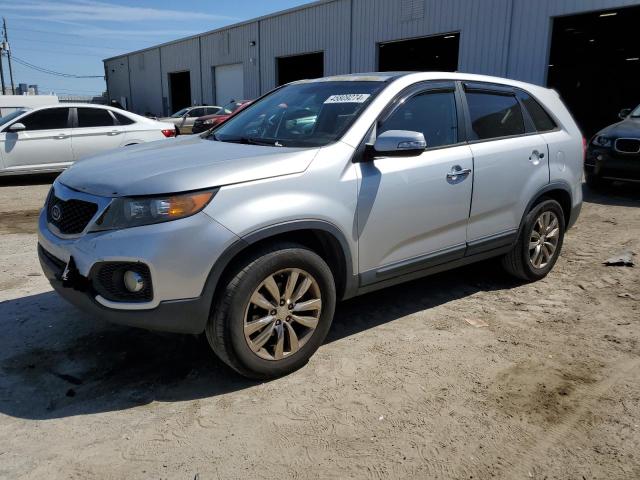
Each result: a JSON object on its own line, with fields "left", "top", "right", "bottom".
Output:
{"left": 597, "top": 154, "right": 604, "bottom": 161}
{"left": 123, "top": 270, "right": 145, "bottom": 293}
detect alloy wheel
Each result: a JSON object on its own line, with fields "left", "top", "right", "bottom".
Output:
{"left": 243, "top": 268, "right": 322, "bottom": 361}
{"left": 529, "top": 211, "right": 560, "bottom": 269}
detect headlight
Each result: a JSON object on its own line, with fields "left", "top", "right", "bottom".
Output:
{"left": 592, "top": 135, "right": 612, "bottom": 148}
{"left": 90, "top": 189, "right": 217, "bottom": 231}
{"left": 203, "top": 118, "right": 215, "bottom": 125}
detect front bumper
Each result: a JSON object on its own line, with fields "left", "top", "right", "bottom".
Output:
{"left": 586, "top": 147, "right": 640, "bottom": 181}
{"left": 38, "top": 200, "right": 241, "bottom": 333}
{"left": 38, "top": 245, "right": 210, "bottom": 333}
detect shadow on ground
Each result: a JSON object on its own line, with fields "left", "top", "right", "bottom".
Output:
{"left": 582, "top": 182, "right": 640, "bottom": 207}
{"left": 0, "top": 173, "right": 59, "bottom": 188}
{"left": 0, "top": 260, "right": 518, "bottom": 420}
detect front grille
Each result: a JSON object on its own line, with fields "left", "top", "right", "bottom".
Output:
{"left": 615, "top": 138, "right": 640, "bottom": 154}
{"left": 47, "top": 195, "right": 98, "bottom": 234}
{"left": 93, "top": 262, "right": 153, "bottom": 302}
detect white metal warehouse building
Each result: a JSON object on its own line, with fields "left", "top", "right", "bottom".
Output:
{"left": 104, "top": 0, "right": 640, "bottom": 135}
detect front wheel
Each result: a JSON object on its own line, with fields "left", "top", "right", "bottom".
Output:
{"left": 206, "top": 243, "right": 336, "bottom": 379}
{"left": 502, "top": 199, "right": 566, "bottom": 282}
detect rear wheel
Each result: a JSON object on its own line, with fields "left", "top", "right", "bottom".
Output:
{"left": 205, "top": 243, "right": 336, "bottom": 379}
{"left": 502, "top": 199, "right": 565, "bottom": 281}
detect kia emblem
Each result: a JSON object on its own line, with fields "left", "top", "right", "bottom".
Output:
{"left": 51, "top": 204, "right": 62, "bottom": 222}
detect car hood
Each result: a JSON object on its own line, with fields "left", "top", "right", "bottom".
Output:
{"left": 58, "top": 135, "right": 319, "bottom": 197}
{"left": 596, "top": 117, "right": 640, "bottom": 138}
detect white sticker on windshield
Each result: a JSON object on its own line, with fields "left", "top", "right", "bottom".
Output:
{"left": 324, "top": 94, "right": 371, "bottom": 104}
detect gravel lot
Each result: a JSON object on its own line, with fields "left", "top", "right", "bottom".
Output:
{"left": 0, "top": 174, "right": 638, "bottom": 479}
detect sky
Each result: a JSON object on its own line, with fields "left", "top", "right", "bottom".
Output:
{"left": 0, "top": 0, "right": 313, "bottom": 96}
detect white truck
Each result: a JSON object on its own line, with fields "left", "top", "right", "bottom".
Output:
{"left": 0, "top": 95, "right": 59, "bottom": 116}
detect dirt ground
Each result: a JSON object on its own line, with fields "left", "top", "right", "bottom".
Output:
{"left": 0, "top": 174, "right": 638, "bottom": 480}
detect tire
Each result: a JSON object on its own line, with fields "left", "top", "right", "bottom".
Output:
{"left": 502, "top": 199, "right": 566, "bottom": 282}
{"left": 205, "top": 242, "right": 336, "bottom": 379}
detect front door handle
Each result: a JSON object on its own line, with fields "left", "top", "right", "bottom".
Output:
{"left": 107, "top": 130, "right": 121, "bottom": 136}
{"left": 54, "top": 134, "right": 68, "bottom": 140}
{"left": 446, "top": 165, "right": 472, "bottom": 181}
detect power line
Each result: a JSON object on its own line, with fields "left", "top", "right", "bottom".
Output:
{"left": 11, "top": 55, "right": 104, "bottom": 78}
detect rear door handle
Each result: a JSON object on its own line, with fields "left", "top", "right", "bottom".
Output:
{"left": 107, "top": 130, "right": 121, "bottom": 136}
{"left": 446, "top": 166, "right": 472, "bottom": 181}
{"left": 54, "top": 134, "right": 68, "bottom": 140}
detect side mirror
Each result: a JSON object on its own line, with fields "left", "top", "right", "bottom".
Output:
{"left": 373, "top": 130, "right": 427, "bottom": 156}
{"left": 619, "top": 108, "right": 632, "bottom": 120}
{"left": 8, "top": 122, "right": 25, "bottom": 132}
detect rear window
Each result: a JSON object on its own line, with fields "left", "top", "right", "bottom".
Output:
{"left": 466, "top": 92, "right": 525, "bottom": 140}
{"left": 518, "top": 92, "right": 557, "bottom": 132}
{"left": 77, "top": 108, "right": 115, "bottom": 128}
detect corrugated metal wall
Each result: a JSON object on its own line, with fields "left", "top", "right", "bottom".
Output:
{"left": 160, "top": 37, "right": 202, "bottom": 112}
{"left": 105, "top": 0, "right": 639, "bottom": 114}
{"left": 200, "top": 22, "right": 260, "bottom": 104}
{"left": 104, "top": 56, "right": 131, "bottom": 108}
{"left": 128, "top": 49, "right": 163, "bottom": 116}
{"left": 259, "top": 0, "right": 351, "bottom": 91}
{"left": 350, "top": 0, "right": 513, "bottom": 75}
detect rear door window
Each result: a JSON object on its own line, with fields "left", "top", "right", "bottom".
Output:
{"left": 466, "top": 92, "right": 525, "bottom": 140}
{"left": 77, "top": 108, "right": 116, "bottom": 128}
{"left": 518, "top": 92, "right": 557, "bottom": 132}
{"left": 19, "top": 108, "right": 70, "bottom": 131}
{"left": 379, "top": 90, "right": 459, "bottom": 148}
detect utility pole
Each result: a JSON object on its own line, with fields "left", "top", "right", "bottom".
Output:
{"left": 2, "top": 18, "right": 14, "bottom": 93}
{"left": 0, "top": 43, "right": 6, "bottom": 95}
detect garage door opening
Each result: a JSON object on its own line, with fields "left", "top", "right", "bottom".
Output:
{"left": 168, "top": 71, "right": 191, "bottom": 114}
{"left": 277, "top": 52, "right": 324, "bottom": 86}
{"left": 548, "top": 6, "right": 640, "bottom": 137}
{"left": 378, "top": 33, "right": 460, "bottom": 72}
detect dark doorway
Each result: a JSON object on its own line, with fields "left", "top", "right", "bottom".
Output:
{"left": 548, "top": 6, "right": 640, "bottom": 137}
{"left": 277, "top": 52, "right": 324, "bottom": 86}
{"left": 378, "top": 33, "right": 460, "bottom": 72}
{"left": 168, "top": 71, "right": 191, "bottom": 114}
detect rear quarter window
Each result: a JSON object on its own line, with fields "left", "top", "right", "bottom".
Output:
{"left": 114, "top": 112, "right": 135, "bottom": 125}
{"left": 518, "top": 91, "right": 557, "bottom": 132}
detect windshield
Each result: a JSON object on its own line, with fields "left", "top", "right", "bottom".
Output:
{"left": 170, "top": 108, "right": 189, "bottom": 118}
{"left": 631, "top": 105, "right": 640, "bottom": 117}
{"left": 0, "top": 109, "right": 27, "bottom": 128}
{"left": 210, "top": 81, "right": 385, "bottom": 147}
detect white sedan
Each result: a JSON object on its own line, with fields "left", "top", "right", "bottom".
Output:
{"left": 0, "top": 104, "right": 177, "bottom": 176}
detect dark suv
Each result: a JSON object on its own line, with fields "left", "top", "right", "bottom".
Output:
{"left": 586, "top": 105, "right": 640, "bottom": 188}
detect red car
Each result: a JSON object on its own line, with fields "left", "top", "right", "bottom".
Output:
{"left": 191, "top": 100, "right": 253, "bottom": 134}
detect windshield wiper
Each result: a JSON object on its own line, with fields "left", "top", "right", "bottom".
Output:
{"left": 212, "top": 136, "right": 284, "bottom": 147}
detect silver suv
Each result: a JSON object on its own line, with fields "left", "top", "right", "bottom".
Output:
{"left": 38, "top": 73, "right": 583, "bottom": 379}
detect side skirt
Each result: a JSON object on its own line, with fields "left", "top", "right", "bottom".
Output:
{"left": 356, "top": 233, "right": 516, "bottom": 296}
